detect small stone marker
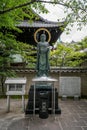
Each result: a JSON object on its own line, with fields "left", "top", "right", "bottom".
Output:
{"left": 62, "top": 95, "right": 67, "bottom": 101}
{"left": 74, "top": 95, "right": 80, "bottom": 100}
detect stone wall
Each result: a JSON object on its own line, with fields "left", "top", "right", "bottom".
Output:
{"left": 16, "top": 70, "right": 87, "bottom": 97}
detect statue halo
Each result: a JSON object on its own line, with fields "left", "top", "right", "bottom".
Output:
{"left": 34, "top": 28, "right": 51, "bottom": 43}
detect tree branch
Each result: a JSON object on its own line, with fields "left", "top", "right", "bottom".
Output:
{"left": 0, "top": 0, "right": 86, "bottom": 15}
{"left": 40, "top": 0, "right": 87, "bottom": 13}
{"left": 0, "top": 0, "right": 36, "bottom": 14}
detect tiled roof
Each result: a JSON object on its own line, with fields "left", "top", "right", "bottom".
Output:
{"left": 9, "top": 67, "right": 87, "bottom": 73}
{"left": 16, "top": 20, "right": 64, "bottom": 28}
{"left": 50, "top": 67, "right": 87, "bottom": 73}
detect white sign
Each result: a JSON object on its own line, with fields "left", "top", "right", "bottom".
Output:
{"left": 59, "top": 77, "right": 81, "bottom": 96}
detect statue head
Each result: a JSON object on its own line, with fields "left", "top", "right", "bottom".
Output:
{"left": 40, "top": 34, "right": 46, "bottom": 42}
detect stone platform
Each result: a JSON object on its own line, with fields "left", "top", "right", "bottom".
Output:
{"left": 0, "top": 99, "right": 87, "bottom": 130}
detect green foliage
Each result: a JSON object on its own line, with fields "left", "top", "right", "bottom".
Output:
{"left": 50, "top": 37, "right": 87, "bottom": 67}
{"left": 17, "top": 42, "right": 37, "bottom": 68}
{"left": 0, "top": 0, "right": 46, "bottom": 94}
{"left": 0, "top": 0, "right": 87, "bottom": 27}
{"left": 78, "top": 37, "right": 87, "bottom": 50}
{"left": 53, "top": 0, "right": 87, "bottom": 28}
{"left": 0, "top": 0, "right": 47, "bottom": 71}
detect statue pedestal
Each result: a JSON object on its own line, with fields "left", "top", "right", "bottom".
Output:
{"left": 25, "top": 76, "right": 61, "bottom": 118}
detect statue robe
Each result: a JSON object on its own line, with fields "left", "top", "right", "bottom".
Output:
{"left": 36, "top": 41, "right": 50, "bottom": 77}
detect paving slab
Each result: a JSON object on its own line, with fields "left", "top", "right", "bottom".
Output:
{"left": 0, "top": 99, "right": 87, "bottom": 130}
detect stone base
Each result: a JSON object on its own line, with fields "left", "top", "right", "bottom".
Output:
{"left": 25, "top": 108, "right": 61, "bottom": 115}
{"left": 25, "top": 85, "right": 61, "bottom": 117}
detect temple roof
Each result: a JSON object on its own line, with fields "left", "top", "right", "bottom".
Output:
{"left": 16, "top": 20, "right": 64, "bottom": 45}
{"left": 16, "top": 10, "right": 65, "bottom": 45}
{"left": 16, "top": 8, "right": 65, "bottom": 28}
{"left": 17, "top": 20, "right": 64, "bottom": 28}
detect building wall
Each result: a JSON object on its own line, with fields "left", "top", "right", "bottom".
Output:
{"left": 17, "top": 71, "right": 87, "bottom": 96}
{"left": 81, "top": 73, "right": 87, "bottom": 96}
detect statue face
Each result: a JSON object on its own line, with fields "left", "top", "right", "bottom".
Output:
{"left": 40, "top": 34, "right": 46, "bottom": 42}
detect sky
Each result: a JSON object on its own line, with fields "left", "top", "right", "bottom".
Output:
{"left": 38, "top": 3, "right": 87, "bottom": 43}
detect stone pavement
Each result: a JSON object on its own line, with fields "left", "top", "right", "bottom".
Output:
{"left": 0, "top": 99, "right": 87, "bottom": 130}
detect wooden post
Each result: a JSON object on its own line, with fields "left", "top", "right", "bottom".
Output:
{"left": 22, "top": 95, "right": 25, "bottom": 112}
{"left": 7, "top": 95, "right": 10, "bottom": 112}
{"left": 33, "top": 82, "right": 35, "bottom": 116}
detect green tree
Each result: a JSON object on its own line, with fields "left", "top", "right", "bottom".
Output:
{"left": 50, "top": 38, "right": 87, "bottom": 67}
{"left": 0, "top": 0, "right": 47, "bottom": 94}
{"left": 17, "top": 42, "right": 37, "bottom": 68}
{"left": 0, "top": 41, "right": 17, "bottom": 94}
{"left": 50, "top": 43, "right": 74, "bottom": 66}
{"left": 78, "top": 37, "right": 87, "bottom": 50}
{"left": 0, "top": 0, "right": 87, "bottom": 27}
